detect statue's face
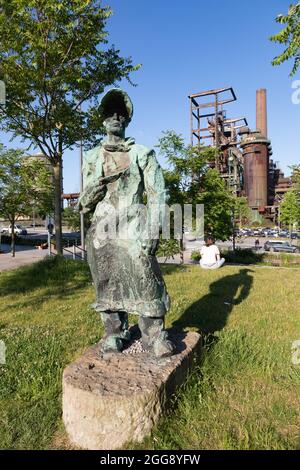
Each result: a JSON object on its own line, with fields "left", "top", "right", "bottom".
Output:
{"left": 103, "top": 112, "right": 127, "bottom": 136}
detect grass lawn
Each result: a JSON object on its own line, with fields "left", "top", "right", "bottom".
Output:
{"left": 0, "top": 257, "right": 300, "bottom": 450}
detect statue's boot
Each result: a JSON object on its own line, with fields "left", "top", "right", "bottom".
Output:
{"left": 100, "top": 311, "right": 131, "bottom": 353}
{"left": 138, "top": 317, "right": 175, "bottom": 358}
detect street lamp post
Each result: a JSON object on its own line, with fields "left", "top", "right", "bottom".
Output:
{"left": 80, "top": 139, "right": 85, "bottom": 259}
{"left": 232, "top": 207, "right": 236, "bottom": 252}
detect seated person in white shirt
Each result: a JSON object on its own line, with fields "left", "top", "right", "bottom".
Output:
{"left": 200, "top": 235, "right": 225, "bottom": 269}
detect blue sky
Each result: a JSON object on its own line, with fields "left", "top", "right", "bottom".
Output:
{"left": 1, "top": 0, "right": 299, "bottom": 193}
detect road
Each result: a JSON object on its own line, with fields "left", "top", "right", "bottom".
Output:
{"left": 19, "top": 226, "right": 80, "bottom": 240}
{"left": 184, "top": 236, "right": 268, "bottom": 252}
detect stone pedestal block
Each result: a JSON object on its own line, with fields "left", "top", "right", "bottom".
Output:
{"left": 62, "top": 330, "right": 202, "bottom": 450}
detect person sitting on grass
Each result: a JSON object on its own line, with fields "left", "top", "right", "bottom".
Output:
{"left": 200, "top": 235, "right": 225, "bottom": 270}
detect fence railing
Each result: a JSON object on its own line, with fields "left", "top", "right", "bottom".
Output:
{"left": 49, "top": 238, "right": 87, "bottom": 261}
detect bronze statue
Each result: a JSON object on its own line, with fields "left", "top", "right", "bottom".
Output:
{"left": 79, "top": 89, "right": 174, "bottom": 357}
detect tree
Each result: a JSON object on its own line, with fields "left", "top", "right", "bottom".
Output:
{"left": 290, "top": 163, "right": 300, "bottom": 188}
{"left": 196, "top": 168, "right": 234, "bottom": 241}
{"left": 280, "top": 190, "right": 300, "bottom": 234}
{"left": 157, "top": 130, "right": 235, "bottom": 242}
{"left": 234, "top": 196, "right": 251, "bottom": 228}
{"left": 280, "top": 164, "right": 300, "bottom": 235}
{"left": 0, "top": 145, "right": 53, "bottom": 256}
{"left": 0, "top": 0, "right": 140, "bottom": 254}
{"left": 270, "top": 1, "right": 300, "bottom": 75}
{"left": 63, "top": 206, "right": 80, "bottom": 232}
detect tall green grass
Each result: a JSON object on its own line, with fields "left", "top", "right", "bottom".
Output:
{"left": 0, "top": 257, "right": 300, "bottom": 449}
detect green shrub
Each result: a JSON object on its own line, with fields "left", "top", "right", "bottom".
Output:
{"left": 222, "top": 248, "right": 264, "bottom": 265}
{"left": 222, "top": 248, "right": 300, "bottom": 267}
{"left": 190, "top": 250, "right": 201, "bottom": 262}
{"left": 157, "top": 239, "right": 181, "bottom": 261}
{"left": 264, "top": 252, "right": 300, "bottom": 267}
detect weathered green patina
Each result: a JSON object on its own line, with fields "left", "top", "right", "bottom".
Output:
{"left": 79, "top": 89, "right": 174, "bottom": 357}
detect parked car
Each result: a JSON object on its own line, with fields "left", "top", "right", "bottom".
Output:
{"left": 8, "top": 224, "right": 28, "bottom": 235}
{"left": 0, "top": 226, "right": 9, "bottom": 234}
{"left": 264, "top": 240, "right": 299, "bottom": 253}
{"left": 278, "top": 231, "right": 288, "bottom": 238}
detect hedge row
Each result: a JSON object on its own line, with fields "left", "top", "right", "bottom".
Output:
{"left": 190, "top": 248, "right": 300, "bottom": 266}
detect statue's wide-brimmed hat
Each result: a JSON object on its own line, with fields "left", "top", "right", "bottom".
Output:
{"left": 99, "top": 88, "right": 133, "bottom": 122}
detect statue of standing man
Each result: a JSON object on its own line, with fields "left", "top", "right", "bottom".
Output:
{"left": 79, "top": 89, "right": 174, "bottom": 358}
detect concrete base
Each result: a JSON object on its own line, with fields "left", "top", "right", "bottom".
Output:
{"left": 62, "top": 328, "right": 202, "bottom": 450}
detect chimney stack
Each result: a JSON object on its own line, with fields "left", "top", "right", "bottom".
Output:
{"left": 256, "top": 88, "right": 267, "bottom": 137}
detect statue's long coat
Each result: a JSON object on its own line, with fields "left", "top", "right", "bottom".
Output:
{"left": 80, "top": 138, "right": 169, "bottom": 317}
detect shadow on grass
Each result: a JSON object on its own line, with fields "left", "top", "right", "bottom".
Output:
{"left": 0, "top": 256, "right": 91, "bottom": 297}
{"left": 172, "top": 268, "right": 254, "bottom": 335}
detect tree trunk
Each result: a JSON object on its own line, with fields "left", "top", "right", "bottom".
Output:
{"left": 180, "top": 238, "right": 184, "bottom": 264}
{"left": 11, "top": 220, "right": 15, "bottom": 257}
{"left": 53, "top": 158, "right": 63, "bottom": 255}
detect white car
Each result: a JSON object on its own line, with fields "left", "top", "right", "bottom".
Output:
{"left": 8, "top": 225, "right": 28, "bottom": 235}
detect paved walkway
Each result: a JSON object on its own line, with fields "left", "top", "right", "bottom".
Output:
{"left": 0, "top": 243, "right": 87, "bottom": 272}
{"left": 0, "top": 244, "right": 48, "bottom": 272}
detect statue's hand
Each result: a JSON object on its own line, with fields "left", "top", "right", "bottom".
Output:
{"left": 78, "top": 184, "right": 106, "bottom": 213}
{"left": 99, "top": 168, "right": 129, "bottom": 185}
